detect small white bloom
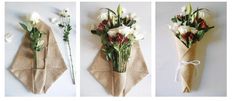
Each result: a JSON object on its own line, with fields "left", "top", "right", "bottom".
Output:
{"left": 37, "top": 40, "right": 44, "bottom": 47}
{"left": 169, "top": 23, "right": 180, "bottom": 34}
{"left": 118, "top": 26, "right": 133, "bottom": 36}
{"left": 178, "top": 26, "right": 190, "bottom": 34}
{"left": 50, "top": 17, "right": 58, "bottom": 24}
{"left": 181, "top": 6, "right": 186, "bottom": 13}
{"left": 122, "top": 7, "right": 127, "bottom": 14}
{"left": 29, "top": 12, "right": 40, "bottom": 25}
{"left": 190, "top": 27, "right": 198, "bottom": 34}
{"left": 132, "top": 24, "right": 140, "bottom": 30}
{"left": 198, "top": 10, "right": 209, "bottom": 19}
{"left": 5, "top": 33, "right": 13, "bottom": 43}
{"left": 107, "top": 28, "right": 118, "bottom": 37}
{"left": 89, "top": 24, "right": 96, "bottom": 31}
{"left": 129, "top": 13, "right": 137, "bottom": 19}
{"left": 59, "top": 8, "right": 70, "bottom": 17}
{"left": 97, "top": 12, "right": 108, "bottom": 21}
{"left": 133, "top": 31, "right": 144, "bottom": 40}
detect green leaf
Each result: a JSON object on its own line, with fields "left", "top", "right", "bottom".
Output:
{"left": 196, "top": 30, "right": 206, "bottom": 41}
{"left": 19, "top": 23, "right": 29, "bottom": 32}
{"left": 171, "top": 17, "right": 177, "bottom": 23}
{"left": 101, "top": 8, "right": 116, "bottom": 15}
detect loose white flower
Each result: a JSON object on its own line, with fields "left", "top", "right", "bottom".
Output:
{"left": 29, "top": 12, "right": 40, "bottom": 25}
{"left": 5, "top": 33, "right": 13, "bottom": 43}
{"left": 133, "top": 31, "right": 144, "bottom": 40}
{"left": 50, "top": 17, "right": 58, "bottom": 24}
{"left": 59, "top": 8, "right": 70, "bottom": 17}
{"left": 107, "top": 28, "right": 118, "bottom": 37}
{"left": 178, "top": 26, "right": 190, "bottom": 34}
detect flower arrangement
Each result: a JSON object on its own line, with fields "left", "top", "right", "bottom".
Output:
{"left": 169, "top": 4, "right": 214, "bottom": 48}
{"left": 168, "top": 4, "right": 214, "bottom": 93}
{"left": 57, "top": 8, "right": 75, "bottom": 84}
{"left": 90, "top": 5, "right": 143, "bottom": 73}
{"left": 19, "top": 12, "right": 44, "bottom": 69}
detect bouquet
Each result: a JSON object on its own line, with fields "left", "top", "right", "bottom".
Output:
{"left": 90, "top": 5, "right": 147, "bottom": 96}
{"left": 91, "top": 5, "right": 143, "bottom": 73}
{"left": 168, "top": 4, "right": 214, "bottom": 93}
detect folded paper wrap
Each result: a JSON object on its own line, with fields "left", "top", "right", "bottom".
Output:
{"left": 10, "top": 21, "right": 67, "bottom": 94}
{"left": 175, "top": 37, "right": 197, "bottom": 93}
{"left": 89, "top": 43, "right": 148, "bottom": 96}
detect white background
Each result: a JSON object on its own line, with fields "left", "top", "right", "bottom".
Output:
{"left": 5, "top": 2, "right": 76, "bottom": 96}
{"left": 80, "top": 2, "right": 152, "bottom": 96}
{"left": 156, "top": 2, "right": 226, "bottom": 96}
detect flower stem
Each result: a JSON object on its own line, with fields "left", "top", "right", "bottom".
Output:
{"left": 67, "top": 40, "right": 75, "bottom": 85}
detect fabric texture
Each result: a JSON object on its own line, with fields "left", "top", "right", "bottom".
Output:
{"left": 175, "top": 36, "right": 197, "bottom": 93}
{"left": 10, "top": 21, "right": 67, "bottom": 94}
{"left": 89, "top": 42, "right": 148, "bottom": 96}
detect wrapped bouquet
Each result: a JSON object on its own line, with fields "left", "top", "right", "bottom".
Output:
{"left": 89, "top": 5, "right": 148, "bottom": 96}
{"left": 168, "top": 4, "right": 214, "bottom": 93}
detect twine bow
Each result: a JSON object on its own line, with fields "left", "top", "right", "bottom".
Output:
{"left": 175, "top": 60, "right": 200, "bottom": 82}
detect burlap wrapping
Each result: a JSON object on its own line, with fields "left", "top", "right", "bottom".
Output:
{"left": 175, "top": 36, "right": 197, "bottom": 93}
{"left": 10, "top": 21, "right": 67, "bottom": 94}
{"left": 89, "top": 42, "right": 148, "bottom": 96}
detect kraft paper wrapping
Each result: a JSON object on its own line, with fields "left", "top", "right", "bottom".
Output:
{"left": 175, "top": 37, "right": 197, "bottom": 93}
{"left": 10, "top": 21, "right": 67, "bottom": 94}
{"left": 89, "top": 42, "right": 148, "bottom": 96}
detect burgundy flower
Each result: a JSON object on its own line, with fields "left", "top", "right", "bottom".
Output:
{"left": 97, "top": 23, "right": 105, "bottom": 31}
{"left": 189, "top": 32, "right": 194, "bottom": 40}
{"left": 116, "top": 33, "right": 124, "bottom": 44}
{"left": 200, "top": 19, "right": 208, "bottom": 29}
{"left": 108, "top": 36, "right": 114, "bottom": 43}
{"left": 102, "top": 20, "right": 108, "bottom": 25}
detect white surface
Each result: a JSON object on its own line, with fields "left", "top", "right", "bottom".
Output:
{"left": 5, "top": 2, "right": 76, "bottom": 96}
{"left": 80, "top": 2, "right": 151, "bottom": 96}
{"left": 156, "top": 2, "right": 226, "bottom": 96}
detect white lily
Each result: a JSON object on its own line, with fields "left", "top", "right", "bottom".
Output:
{"left": 118, "top": 26, "right": 133, "bottom": 36}
{"left": 169, "top": 23, "right": 180, "bottom": 34}
{"left": 107, "top": 28, "right": 118, "bottom": 37}
{"left": 178, "top": 25, "right": 190, "bottom": 34}
{"left": 29, "top": 12, "right": 40, "bottom": 25}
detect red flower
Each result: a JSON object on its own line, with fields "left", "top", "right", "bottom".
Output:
{"left": 116, "top": 33, "right": 124, "bottom": 44}
{"left": 123, "top": 37, "right": 129, "bottom": 43}
{"left": 108, "top": 36, "right": 114, "bottom": 43}
{"left": 102, "top": 20, "right": 108, "bottom": 25}
{"left": 97, "top": 23, "right": 105, "bottom": 31}
{"left": 181, "top": 32, "right": 194, "bottom": 41}
{"left": 200, "top": 19, "right": 208, "bottom": 29}
{"left": 189, "top": 32, "right": 194, "bottom": 40}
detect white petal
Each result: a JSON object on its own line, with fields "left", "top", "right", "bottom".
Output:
{"left": 5, "top": 33, "right": 13, "bottom": 43}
